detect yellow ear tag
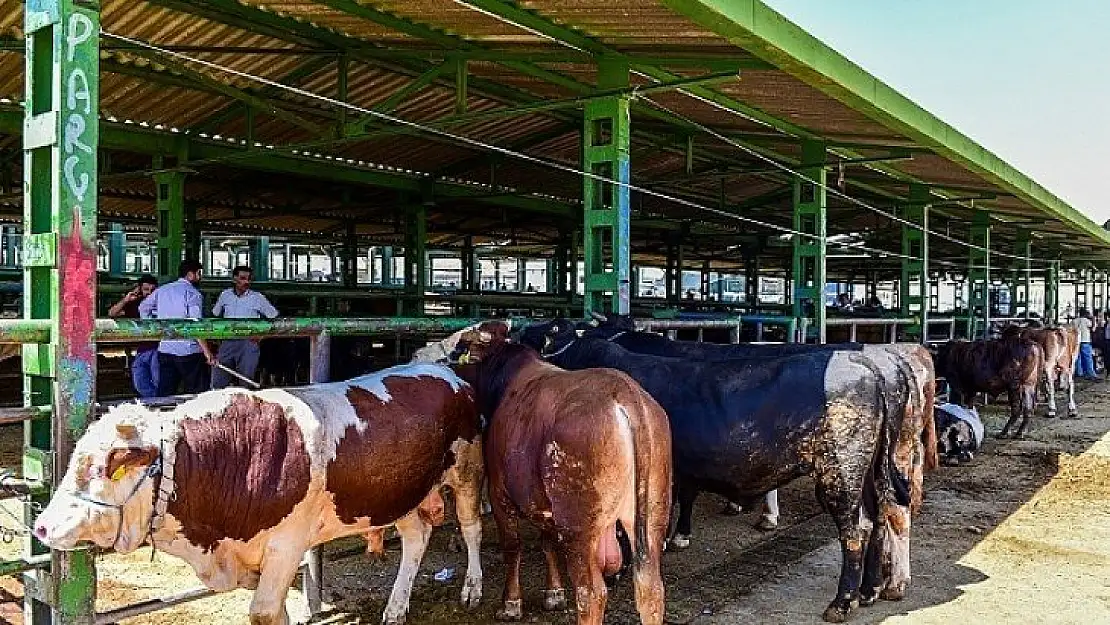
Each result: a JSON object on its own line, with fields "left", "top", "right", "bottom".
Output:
{"left": 458, "top": 352, "right": 471, "bottom": 365}
{"left": 110, "top": 466, "right": 127, "bottom": 481}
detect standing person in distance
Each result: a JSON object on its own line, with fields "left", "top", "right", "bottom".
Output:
{"left": 210, "top": 265, "right": 279, "bottom": 389}
{"left": 107, "top": 274, "right": 160, "bottom": 398}
{"left": 1072, "top": 307, "right": 1098, "bottom": 381}
{"left": 139, "top": 260, "right": 217, "bottom": 395}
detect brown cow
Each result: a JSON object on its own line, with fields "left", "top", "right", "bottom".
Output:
{"left": 456, "top": 336, "right": 672, "bottom": 625}
{"left": 34, "top": 363, "right": 485, "bottom": 625}
{"left": 1002, "top": 325, "right": 1079, "bottom": 418}
{"left": 934, "top": 335, "right": 1044, "bottom": 438}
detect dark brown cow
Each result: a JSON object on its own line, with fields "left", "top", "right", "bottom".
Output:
{"left": 35, "top": 363, "right": 485, "bottom": 625}
{"left": 456, "top": 335, "right": 672, "bottom": 625}
{"left": 934, "top": 335, "right": 1044, "bottom": 438}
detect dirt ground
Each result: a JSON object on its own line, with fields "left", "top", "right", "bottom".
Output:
{"left": 1, "top": 380, "right": 1109, "bottom": 624}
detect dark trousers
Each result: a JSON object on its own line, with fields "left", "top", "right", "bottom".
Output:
{"left": 157, "top": 352, "right": 209, "bottom": 396}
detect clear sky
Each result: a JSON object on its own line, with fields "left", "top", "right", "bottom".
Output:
{"left": 761, "top": 0, "right": 1110, "bottom": 225}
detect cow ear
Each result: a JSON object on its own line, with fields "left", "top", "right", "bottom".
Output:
{"left": 105, "top": 446, "right": 158, "bottom": 482}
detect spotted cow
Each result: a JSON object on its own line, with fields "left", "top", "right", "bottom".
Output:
{"left": 1001, "top": 324, "right": 1080, "bottom": 418}
{"left": 34, "top": 364, "right": 485, "bottom": 625}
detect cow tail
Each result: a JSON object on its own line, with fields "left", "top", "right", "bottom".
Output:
{"left": 921, "top": 373, "right": 939, "bottom": 472}
{"left": 622, "top": 403, "right": 651, "bottom": 567}
{"left": 869, "top": 362, "right": 911, "bottom": 513}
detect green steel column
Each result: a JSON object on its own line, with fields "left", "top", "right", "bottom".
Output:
{"left": 792, "top": 140, "right": 828, "bottom": 343}
{"left": 1, "top": 225, "right": 18, "bottom": 267}
{"left": 252, "top": 236, "right": 270, "bottom": 282}
{"left": 744, "top": 251, "right": 759, "bottom": 307}
{"left": 403, "top": 207, "right": 426, "bottom": 316}
{"left": 900, "top": 184, "right": 929, "bottom": 341}
{"left": 154, "top": 167, "right": 186, "bottom": 281}
{"left": 461, "top": 237, "right": 475, "bottom": 292}
{"left": 582, "top": 57, "right": 631, "bottom": 315}
{"left": 380, "top": 246, "right": 394, "bottom": 287}
{"left": 569, "top": 229, "right": 580, "bottom": 299}
{"left": 23, "top": 0, "right": 99, "bottom": 621}
{"left": 1013, "top": 229, "right": 1032, "bottom": 319}
{"left": 184, "top": 202, "right": 200, "bottom": 261}
{"left": 700, "top": 260, "right": 711, "bottom": 300}
{"left": 342, "top": 225, "right": 357, "bottom": 288}
{"left": 665, "top": 238, "right": 678, "bottom": 303}
{"left": 968, "top": 212, "right": 991, "bottom": 338}
{"left": 107, "top": 223, "right": 124, "bottom": 277}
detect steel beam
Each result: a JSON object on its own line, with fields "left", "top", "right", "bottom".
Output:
{"left": 251, "top": 236, "right": 270, "bottom": 282}
{"left": 900, "top": 184, "right": 929, "bottom": 341}
{"left": 23, "top": 0, "right": 99, "bottom": 621}
{"left": 792, "top": 140, "right": 827, "bottom": 343}
{"left": 581, "top": 58, "right": 631, "bottom": 315}
{"left": 1012, "top": 229, "right": 1031, "bottom": 319}
{"left": 108, "top": 223, "right": 125, "bottom": 277}
{"left": 968, "top": 212, "right": 991, "bottom": 339}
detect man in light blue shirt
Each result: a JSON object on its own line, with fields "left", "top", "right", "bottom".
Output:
{"left": 138, "top": 260, "right": 216, "bottom": 395}
{"left": 211, "top": 265, "right": 279, "bottom": 389}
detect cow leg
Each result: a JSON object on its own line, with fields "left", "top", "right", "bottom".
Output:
{"left": 999, "top": 388, "right": 1021, "bottom": 439}
{"left": 857, "top": 516, "right": 887, "bottom": 606}
{"left": 382, "top": 512, "right": 433, "bottom": 625}
{"left": 1064, "top": 369, "right": 1079, "bottom": 418}
{"left": 669, "top": 487, "right": 698, "bottom": 550}
{"left": 880, "top": 509, "right": 912, "bottom": 602}
{"left": 629, "top": 504, "right": 667, "bottom": 625}
{"left": 248, "top": 544, "right": 304, "bottom": 625}
{"left": 445, "top": 443, "right": 485, "bottom": 609}
{"left": 1007, "top": 388, "right": 1030, "bottom": 439}
{"left": 821, "top": 503, "right": 873, "bottom": 623}
{"left": 492, "top": 503, "right": 525, "bottom": 621}
{"left": 565, "top": 534, "right": 608, "bottom": 625}
{"left": 541, "top": 533, "right": 568, "bottom": 611}
{"left": 1044, "top": 369, "right": 1058, "bottom": 417}
{"left": 756, "top": 490, "right": 780, "bottom": 531}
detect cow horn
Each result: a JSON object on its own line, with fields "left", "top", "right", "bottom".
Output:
{"left": 115, "top": 423, "right": 138, "bottom": 440}
{"left": 589, "top": 311, "right": 608, "bottom": 323}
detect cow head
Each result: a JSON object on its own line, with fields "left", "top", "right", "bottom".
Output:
{"left": 449, "top": 328, "right": 501, "bottom": 364}
{"left": 35, "top": 405, "right": 164, "bottom": 553}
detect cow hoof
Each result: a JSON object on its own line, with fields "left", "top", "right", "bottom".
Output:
{"left": 822, "top": 598, "right": 857, "bottom": 623}
{"left": 1065, "top": 411, "right": 1080, "bottom": 420}
{"left": 460, "top": 575, "right": 482, "bottom": 608}
{"left": 755, "top": 517, "right": 779, "bottom": 532}
{"left": 669, "top": 534, "right": 691, "bottom": 550}
{"left": 1013, "top": 431, "right": 1027, "bottom": 440}
{"left": 880, "top": 583, "right": 907, "bottom": 602}
{"left": 542, "top": 588, "right": 567, "bottom": 611}
{"left": 858, "top": 590, "right": 880, "bottom": 607}
{"left": 720, "top": 502, "right": 742, "bottom": 516}
{"left": 997, "top": 431, "right": 1011, "bottom": 440}
{"left": 381, "top": 611, "right": 407, "bottom": 625}
{"left": 1046, "top": 412, "right": 1057, "bottom": 419}
{"left": 495, "top": 599, "right": 523, "bottom": 621}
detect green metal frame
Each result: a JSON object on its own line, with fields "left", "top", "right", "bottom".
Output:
{"left": 968, "top": 212, "right": 991, "bottom": 338}
{"left": 581, "top": 59, "right": 631, "bottom": 315}
{"left": 900, "top": 184, "right": 929, "bottom": 340}
{"left": 791, "top": 141, "right": 827, "bottom": 343}
{"left": 22, "top": 0, "right": 99, "bottom": 621}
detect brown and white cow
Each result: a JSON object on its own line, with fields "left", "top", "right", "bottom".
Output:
{"left": 1002, "top": 324, "right": 1080, "bottom": 418}
{"left": 455, "top": 335, "right": 672, "bottom": 625}
{"left": 34, "top": 363, "right": 485, "bottom": 625}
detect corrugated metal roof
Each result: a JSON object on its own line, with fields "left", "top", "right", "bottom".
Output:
{"left": 0, "top": 0, "right": 1098, "bottom": 265}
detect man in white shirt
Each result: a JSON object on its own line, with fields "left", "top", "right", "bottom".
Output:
{"left": 211, "top": 265, "right": 279, "bottom": 389}
{"left": 138, "top": 260, "right": 217, "bottom": 395}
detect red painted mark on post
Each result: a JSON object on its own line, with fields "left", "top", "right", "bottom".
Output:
{"left": 59, "top": 210, "right": 96, "bottom": 361}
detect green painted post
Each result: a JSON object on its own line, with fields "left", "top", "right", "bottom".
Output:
{"left": 744, "top": 251, "right": 759, "bottom": 308}
{"left": 252, "top": 236, "right": 270, "bottom": 282}
{"left": 461, "top": 237, "right": 475, "bottom": 291}
{"left": 900, "top": 184, "right": 929, "bottom": 341}
{"left": 403, "top": 207, "right": 426, "bottom": 315}
{"left": 342, "top": 225, "right": 357, "bottom": 288}
{"left": 184, "top": 202, "right": 200, "bottom": 262}
{"left": 380, "top": 246, "right": 394, "bottom": 287}
{"left": 582, "top": 57, "right": 631, "bottom": 315}
{"left": 23, "top": 0, "right": 99, "bottom": 621}
{"left": 665, "top": 238, "right": 677, "bottom": 303}
{"left": 1, "top": 225, "right": 18, "bottom": 267}
{"left": 1013, "top": 229, "right": 1032, "bottom": 319}
{"left": 154, "top": 167, "right": 186, "bottom": 281}
{"left": 968, "top": 212, "right": 991, "bottom": 338}
{"left": 107, "top": 223, "right": 124, "bottom": 277}
{"left": 700, "top": 260, "right": 711, "bottom": 300}
{"left": 569, "top": 229, "right": 580, "bottom": 300}
{"left": 792, "top": 140, "right": 828, "bottom": 343}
